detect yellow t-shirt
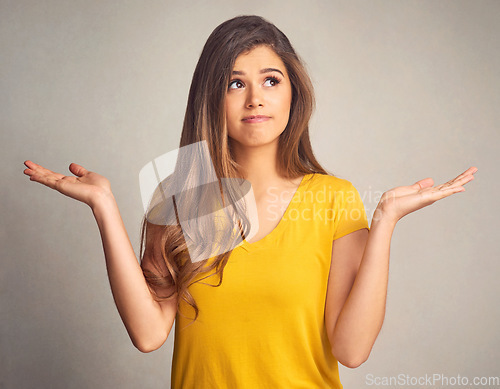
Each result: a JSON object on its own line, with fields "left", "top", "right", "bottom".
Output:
{"left": 171, "top": 173, "right": 370, "bottom": 388}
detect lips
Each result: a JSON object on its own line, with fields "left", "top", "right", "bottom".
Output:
{"left": 242, "top": 115, "right": 271, "bottom": 123}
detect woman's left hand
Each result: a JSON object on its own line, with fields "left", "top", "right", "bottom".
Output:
{"left": 374, "top": 166, "right": 478, "bottom": 225}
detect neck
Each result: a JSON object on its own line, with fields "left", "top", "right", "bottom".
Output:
{"left": 231, "top": 141, "right": 283, "bottom": 190}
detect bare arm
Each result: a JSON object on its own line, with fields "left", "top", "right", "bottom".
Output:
{"left": 92, "top": 195, "right": 177, "bottom": 352}
{"left": 325, "top": 166, "right": 477, "bottom": 368}
{"left": 23, "top": 160, "right": 177, "bottom": 352}
{"left": 325, "top": 223, "right": 390, "bottom": 368}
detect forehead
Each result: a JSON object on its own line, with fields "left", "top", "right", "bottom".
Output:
{"left": 233, "top": 45, "right": 287, "bottom": 73}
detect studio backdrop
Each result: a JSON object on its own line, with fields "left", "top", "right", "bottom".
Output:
{"left": 1, "top": 1, "right": 499, "bottom": 388}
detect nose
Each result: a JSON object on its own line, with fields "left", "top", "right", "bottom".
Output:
{"left": 245, "top": 85, "right": 264, "bottom": 108}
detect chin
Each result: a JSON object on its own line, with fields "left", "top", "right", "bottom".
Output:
{"left": 231, "top": 135, "right": 280, "bottom": 149}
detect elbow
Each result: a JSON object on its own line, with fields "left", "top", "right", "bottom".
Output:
{"left": 337, "top": 355, "right": 368, "bottom": 369}
{"left": 133, "top": 335, "right": 167, "bottom": 354}
{"left": 135, "top": 343, "right": 158, "bottom": 353}
{"left": 130, "top": 317, "right": 175, "bottom": 353}
{"left": 135, "top": 340, "right": 162, "bottom": 353}
{"left": 332, "top": 347, "right": 371, "bottom": 369}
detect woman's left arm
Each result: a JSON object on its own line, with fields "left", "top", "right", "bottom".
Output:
{"left": 325, "top": 166, "right": 477, "bottom": 368}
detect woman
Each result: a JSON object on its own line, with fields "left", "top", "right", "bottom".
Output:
{"left": 23, "top": 15, "right": 476, "bottom": 389}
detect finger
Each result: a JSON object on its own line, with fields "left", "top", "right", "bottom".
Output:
{"left": 452, "top": 173, "right": 475, "bottom": 188}
{"left": 28, "top": 170, "right": 60, "bottom": 189}
{"left": 427, "top": 185, "right": 466, "bottom": 201}
{"left": 436, "top": 171, "right": 475, "bottom": 190}
{"left": 418, "top": 167, "right": 477, "bottom": 192}
{"left": 24, "top": 160, "right": 36, "bottom": 169}
{"left": 69, "top": 163, "right": 89, "bottom": 177}
{"left": 464, "top": 166, "right": 478, "bottom": 175}
{"left": 438, "top": 166, "right": 478, "bottom": 186}
{"left": 23, "top": 161, "right": 65, "bottom": 180}
{"left": 23, "top": 160, "right": 42, "bottom": 175}
{"left": 415, "top": 177, "right": 434, "bottom": 189}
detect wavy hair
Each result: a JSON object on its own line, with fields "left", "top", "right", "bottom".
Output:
{"left": 139, "top": 15, "right": 328, "bottom": 326}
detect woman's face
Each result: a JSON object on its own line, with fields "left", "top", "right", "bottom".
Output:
{"left": 225, "top": 45, "right": 292, "bottom": 151}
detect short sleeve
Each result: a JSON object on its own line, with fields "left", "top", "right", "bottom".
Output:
{"left": 332, "top": 180, "right": 370, "bottom": 240}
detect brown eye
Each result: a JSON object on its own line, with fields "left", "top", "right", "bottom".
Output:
{"left": 264, "top": 76, "right": 281, "bottom": 87}
{"left": 228, "top": 80, "right": 244, "bottom": 90}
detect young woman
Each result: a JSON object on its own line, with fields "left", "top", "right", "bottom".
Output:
{"left": 23, "top": 15, "right": 476, "bottom": 389}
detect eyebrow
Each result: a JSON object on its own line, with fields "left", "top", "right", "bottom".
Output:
{"left": 231, "top": 68, "right": 285, "bottom": 77}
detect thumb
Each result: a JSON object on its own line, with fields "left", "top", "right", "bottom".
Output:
{"left": 69, "top": 163, "right": 88, "bottom": 177}
{"left": 414, "top": 177, "right": 434, "bottom": 189}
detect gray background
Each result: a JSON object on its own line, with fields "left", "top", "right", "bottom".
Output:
{"left": 1, "top": 0, "right": 499, "bottom": 388}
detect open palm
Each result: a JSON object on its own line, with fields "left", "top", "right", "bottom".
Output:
{"left": 23, "top": 160, "right": 112, "bottom": 208}
{"left": 376, "top": 166, "right": 477, "bottom": 224}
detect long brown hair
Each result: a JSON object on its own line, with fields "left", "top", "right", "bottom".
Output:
{"left": 139, "top": 15, "right": 328, "bottom": 325}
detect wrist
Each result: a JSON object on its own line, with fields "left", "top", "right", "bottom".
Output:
{"left": 89, "top": 189, "right": 116, "bottom": 213}
{"left": 371, "top": 206, "right": 398, "bottom": 229}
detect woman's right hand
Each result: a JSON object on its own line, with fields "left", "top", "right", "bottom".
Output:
{"left": 23, "top": 160, "right": 113, "bottom": 209}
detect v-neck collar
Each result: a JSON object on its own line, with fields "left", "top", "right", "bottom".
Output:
{"left": 238, "top": 173, "right": 314, "bottom": 252}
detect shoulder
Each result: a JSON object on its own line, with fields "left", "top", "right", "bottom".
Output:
{"left": 305, "top": 174, "right": 366, "bottom": 211}
{"left": 307, "top": 173, "right": 359, "bottom": 193}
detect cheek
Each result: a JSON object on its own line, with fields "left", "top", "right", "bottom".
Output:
{"left": 225, "top": 100, "right": 237, "bottom": 122}
{"left": 225, "top": 101, "right": 239, "bottom": 137}
{"left": 278, "top": 91, "right": 292, "bottom": 119}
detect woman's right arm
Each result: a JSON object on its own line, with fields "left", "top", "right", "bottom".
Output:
{"left": 92, "top": 194, "right": 177, "bottom": 352}
{"left": 23, "top": 160, "right": 177, "bottom": 353}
